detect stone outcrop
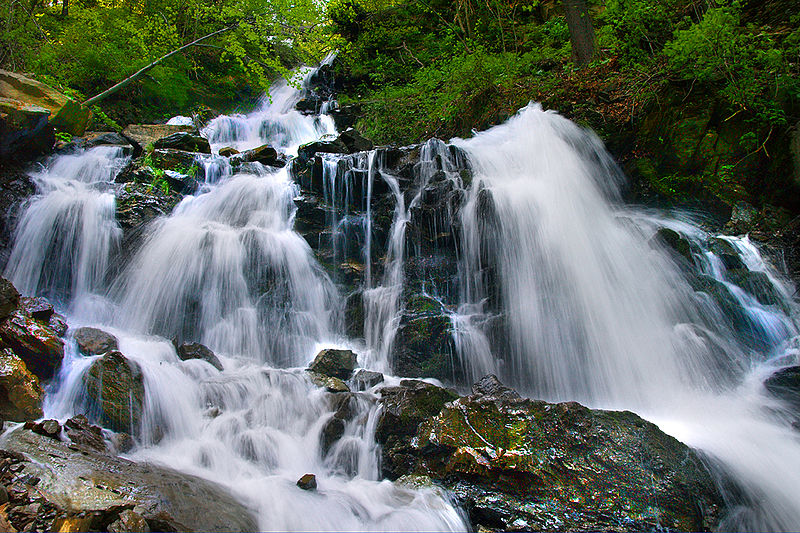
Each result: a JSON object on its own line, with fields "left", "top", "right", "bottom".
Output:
{"left": 0, "top": 426, "right": 258, "bottom": 532}
{"left": 375, "top": 376, "right": 725, "bottom": 532}
{"left": 0, "top": 310, "right": 64, "bottom": 381}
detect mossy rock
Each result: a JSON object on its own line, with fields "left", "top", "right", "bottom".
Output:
{"left": 83, "top": 351, "right": 145, "bottom": 435}
{"left": 0, "top": 347, "right": 43, "bottom": 421}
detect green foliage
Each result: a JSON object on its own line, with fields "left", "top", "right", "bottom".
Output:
{"left": 0, "top": 0, "right": 327, "bottom": 124}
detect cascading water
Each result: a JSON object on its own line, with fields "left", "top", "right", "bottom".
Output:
{"left": 5, "top": 64, "right": 800, "bottom": 530}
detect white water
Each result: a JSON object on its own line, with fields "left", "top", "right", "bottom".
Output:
{"left": 5, "top": 74, "right": 800, "bottom": 531}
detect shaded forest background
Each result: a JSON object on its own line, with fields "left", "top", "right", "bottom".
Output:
{"left": 1, "top": 0, "right": 799, "bottom": 209}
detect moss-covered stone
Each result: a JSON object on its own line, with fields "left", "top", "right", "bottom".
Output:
{"left": 83, "top": 351, "right": 145, "bottom": 435}
{"left": 0, "top": 347, "right": 43, "bottom": 421}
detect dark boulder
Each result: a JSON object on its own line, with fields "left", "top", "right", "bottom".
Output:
{"left": 73, "top": 326, "right": 119, "bottom": 356}
{"left": 115, "top": 182, "right": 182, "bottom": 232}
{"left": 379, "top": 376, "right": 725, "bottom": 532}
{"left": 84, "top": 131, "right": 131, "bottom": 150}
{"left": 64, "top": 414, "right": 107, "bottom": 452}
{"left": 652, "top": 227, "right": 693, "bottom": 263}
{"left": 231, "top": 144, "right": 286, "bottom": 168}
{"left": 337, "top": 128, "right": 373, "bottom": 153}
{"left": 83, "top": 351, "right": 145, "bottom": 435}
{"left": 297, "top": 139, "right": 348, "bottom": 161}
{"left": 174, "top": 341, "right": 223, "bottom": 371}
{"left": 308, "top": 348, "right": 357, "bottom": 380}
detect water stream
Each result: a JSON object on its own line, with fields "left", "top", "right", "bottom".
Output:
{"left": 4, "top": 71, "right": 800, "bottom": 531}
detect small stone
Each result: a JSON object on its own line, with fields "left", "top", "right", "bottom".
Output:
{"left": 296, "top": 473, "right": 317, "bottom": 491}
{"left": 31, "top": 419, "right": 61, "bottom": 440}
{"left": 65, "top": 415, "right": 107, "bottom": 452}
{"left": 218, "top": 146, "right": 239, "bottom": 157}
{"left": 471, "top": 375, "right": 521, "bottom": 401}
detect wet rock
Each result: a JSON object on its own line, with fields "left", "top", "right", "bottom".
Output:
{"left": 115, "top": 182, "right": 182, "bottom": 231}
{"left": 153, "top": 132, "right": 210, "bottom": 154}
{"left": 1, "top": 428, "right": 258, "bottom": 532}
{"left": 652, "top": 227, "right": 693, "bottom": 263}
{"left": 73, "top": 326, "right": 119, "bottom": 356}
{"left": 231, "top": 144, "right": 286, "bottom": 167}
{"left": 0, "top": 348, "right": 43, "bottom": 421}
{"left": 174, "top": 342, "right": 223, "bottom": 371}
{"left": 307, "top": 371, "right": 350, "bottom": 393}
{"left": 392, "top": 295, "right": 458, "bottom": 382}
{"left": 764, "top": 366, "right": 800, "bottom": 411}
{"left": 83, "top": 351, "right": 145, "bottom": 435}
{"left": 726, "top": 269, "right": 785, "bottom": 307}
{"left": 396, "top": 376, "right": 724, "bottom": 532}
{"left": 375, "top": 379, "right": 458, "bottom": 479}
{"left": 19, "top": 296, "right": 52, "bottom": 321}
{"left": 64, "top": 414, "right": 107, "bottom": 452}
{"left": 709, "top": 238, "right": 746, "bottom": 271}
{"left": 150, "top": 149, "right": 203, "bottom": 183}
{"left": 121, "top": 124, "right": 195, "bottom": 155}
{"left": 308, "top": 348, "right": 357, "bottom": 380}
{"left": 296, "top": 473, "right": 317, "bottom": 491}
{"left": 84, "top": 131, "right": 131, "bottom": 150}
{"left": 0, "top": 163, "right": 35, "bottom": 262}
{"left": 725, "top": 201, "right": 760, "bottom": 235}
{"left": 344, "top": 291, "right": 364, "bottom": 339}
{"left": 352, "top": 369, "right": 383, "bottom": 391}
{"left": 297, "top": 139, "right": 348, "bottom": 161}
{"left": 47, "top": 312, "right": 68, "bottom": 337}
{"left": 108, "top": 509, "right": 151, "bottom": 532}
{"left": 0, "top": 277, "right": 19, "bottom": 320}
{"left": 320, "top": 417, "right": 345, "bottom": 455}
{"left": 0, "top": 98, "right": 54, "bottom": 161}
{"left": 26, "top": 418, "right": 61, "bottom": 440}
{"left": 0, "top": 310, "right": 64, "bottom": 380}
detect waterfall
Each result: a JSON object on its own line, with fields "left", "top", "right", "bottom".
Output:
{"left": 5, "top": 67, "right": 800, "bottom": 531}
{"left": 453, "top": 103, "right": 800, "bottom": 531}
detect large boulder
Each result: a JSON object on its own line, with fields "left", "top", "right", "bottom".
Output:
{"left": 83, "top": 351, "right": 145, "bottom": 435}
{"left": 0, "top": 427, "right": 258, "bottom": 532}
{"left": 380, "top": 377, "right": 725, "bottom": 532}
{"left": 307, "top": 348, "right": 357, "bottom": 380}
{"left": 0, "top": 310, "right": 64, "bottom": 380}
{"left": 73, "top": 326, "right": 119, "bottom": 356}
{"left": 0, "top": 69, "right": 91, "bottom": 136}
{"left": 0, "top": 347, "right": 43, "bottom": 421}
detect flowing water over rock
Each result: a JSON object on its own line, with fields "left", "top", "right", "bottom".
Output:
{"left": 3, "top": 69, "right": 800, "bottom": 531}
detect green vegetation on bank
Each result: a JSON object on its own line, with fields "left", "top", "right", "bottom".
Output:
{"left": 0, "top": 0, "right": 329, "bottom": 125}
{"left": 328, "top": 0, "right": 800, "bottom": 208}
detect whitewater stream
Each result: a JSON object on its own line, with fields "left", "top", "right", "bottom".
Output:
{"left": 4, "top": 65, "right": 800, "bottom": 531}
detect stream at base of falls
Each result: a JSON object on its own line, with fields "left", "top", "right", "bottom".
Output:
{"left": 4, "top": 65, "right": 800, "bottom": 531}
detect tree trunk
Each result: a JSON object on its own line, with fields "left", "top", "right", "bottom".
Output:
{"left": 82, "top": 22, "right": 239, "bottom": 107}
{"left": 61, "top": 0, "right": 68, "bottom": 17}
{"left": 563, "top": 0, "right": 595, "bottom": 66}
